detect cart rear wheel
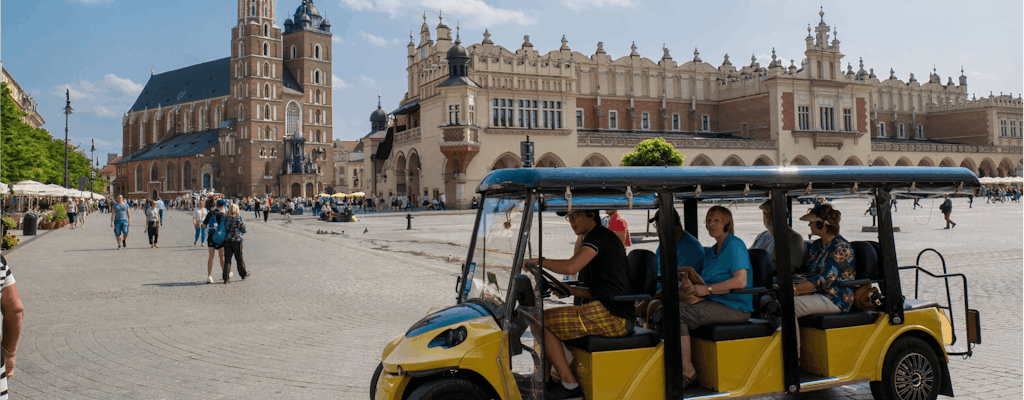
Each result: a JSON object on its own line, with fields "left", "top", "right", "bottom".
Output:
{"left": 370, "top": 362, "right": 383, "bottom": 400}
{"left": 871, "top": 336, "right": 942, "bottom": 400}
{"left": 408, "top": 378, "right": 489, "bottom": 400}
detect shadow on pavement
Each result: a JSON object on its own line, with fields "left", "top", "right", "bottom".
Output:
{"left": 143, "top": 281, "right": 208, "bottom": 287}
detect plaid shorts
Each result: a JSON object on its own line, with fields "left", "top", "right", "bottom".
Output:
{"left": 545, "top": 301, "right": 629, "bottom": 341}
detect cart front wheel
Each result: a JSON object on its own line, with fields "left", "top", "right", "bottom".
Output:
{"left": 408, "top": 378, "right": 489, "bottom": 400}
{"left": 370, "top": 362, "right": 384, "bottom": 400}
{"left": 871, "top": 336, "right": 942, "bottom": 400}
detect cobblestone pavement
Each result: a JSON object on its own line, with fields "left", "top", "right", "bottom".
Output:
{"left": 3, "top": 196, "right": 1020, "bottom": 399}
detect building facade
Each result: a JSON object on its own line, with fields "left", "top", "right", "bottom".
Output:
{"left": 1, "top": 62, "right": 47, "bottom": 129}
{"left": 115, "top": 0, "right": 335, "bottom": 200}
{"left": 363, "top": 10, "right": 1023, "bottom": 208}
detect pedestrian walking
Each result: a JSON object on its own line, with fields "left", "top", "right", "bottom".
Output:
{"left": 254, "top": 199, "right": 262, "bottom": 219}
{"left": 65, "top": 197, "right": 77, "bottom": 230}
{"left": 76, "top": 199, "right": 88, "bottom": 228}
{"left": 0, "top": 253, "right": 26, "bottom": 397}
{"left": 222, "top": 204, "right": 248, "bottom": 283}
{"left": 156, "top": 198, "right": 166, "bottom": 226}
{"left": 111, "top": 195, "right": 131, "bottom": 250}
{"left": 440, "top": 193, "right": 447, "bottom": 210}
{"left": 968, "top": 193, "right": 974, "bottom": 208}
{"left": 193, "top": 201, "right": 208, "bottom": 246}
{"left": 203, "top": 199, "right": 227, "bottom": 283}
{"left": 940, "top": 194, "right": 956, "bottom": 229}
{"left": 146, "top": 200, "right": 161, "bottom": 248}
{"left": 913, "top": 197, "right": 921, "bottom": 209}
{"left": 263, "top": 197, "right": 270, "bottom": 222}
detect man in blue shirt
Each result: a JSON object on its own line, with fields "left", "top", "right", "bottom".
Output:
{"left": 650, "top": 208, "right": 705, "bottom": 290}
{"left": 110, "top": 195, "right": 131, "bottom": 250}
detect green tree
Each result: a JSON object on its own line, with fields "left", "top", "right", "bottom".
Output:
{"left": 619, "top": 138, "right": 685, "bottom": 166}
{"left": 2, "top": 83, "right": 106, "bottom": 192}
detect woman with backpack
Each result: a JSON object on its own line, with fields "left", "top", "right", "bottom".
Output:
{"left": 203, "top": 199, "right": 227, "bottom": 284}
{"left": 146, "top": 200, "right": 161, "bottom": 248}
{"left": 222, "top": 204, "right": 248, "bottom": 283}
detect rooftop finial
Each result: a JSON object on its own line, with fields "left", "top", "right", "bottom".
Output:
{"left": 456, "top": 22, "right": 460, "bottom": 42}
{"left": 377, "top": 94, "right": 382, "bottom": 109}
{"left": 819, "top": 6, "right": 824, "bottom": 21}
{"left": 423, "top": 12, "right": 427, "bottom": 21}
{"left": 439, "top": 10, "right": 443, "bottom": 21}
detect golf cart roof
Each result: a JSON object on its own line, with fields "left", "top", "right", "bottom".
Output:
{"left": 478, "top": 166, "right": 979, "bottom": 200}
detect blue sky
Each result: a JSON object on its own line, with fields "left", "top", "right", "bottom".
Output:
{"left": 2, "top": 0, "right": 1021, "bottom": 163}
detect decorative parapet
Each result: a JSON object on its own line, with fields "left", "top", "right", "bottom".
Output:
{"left": 578, "top": 131, "right": 777, "bottom": 150}
{"left": 871, "top": 142, "right": 1022, "bottom": 154}
{"left": 924, "top": 95, "right": 1024, "bottom": 113}
{"left": 394, "top": 127, "right": 421, "bottom": 144}
{"left": 485, "top": 128, "right": 571, "bottom": 136}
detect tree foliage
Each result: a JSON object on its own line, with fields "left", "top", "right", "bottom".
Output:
{"left": 1, "top": 83, "right": 106, "bottom": 192}
{"left": 619, "top": 138, "right": 685, "bottom": 167}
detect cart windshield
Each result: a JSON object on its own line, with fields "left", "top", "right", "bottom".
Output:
{"left": 460, "top": 196, "right": 529, "bottom": 310}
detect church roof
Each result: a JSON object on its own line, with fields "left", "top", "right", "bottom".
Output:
{"left": 130, "top": 57, "right": 230, "bottom": 113}
{"left": 282, "top": 66, "right": 303, "bottom": 94}
{"left": 118, "top": 129, "right": 220, "bottom": 163}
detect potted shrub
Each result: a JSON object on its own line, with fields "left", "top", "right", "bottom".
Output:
{"left": 52, "top": 204, "right": 68, "bottom": 228}
{"left": 1, "top": 234, "right": 18, "bottom": 250}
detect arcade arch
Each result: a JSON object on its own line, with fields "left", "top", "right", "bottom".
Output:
{"left": 491, "top": 152, "right": 522, "bottom": 170}
{"left": 844, "top": 156, "right": 863, "bottom": 166}
{"left": 689, "top": 154, "right": 713, "bottom": 166}
{"left": 895, "top": 157, "right": 913, "bottom": 167}
{"left": 752, "top": 155, "right": 773, "bottom": 166}
{"left": 581, "top": 153, "right": 612, "bottom": 167}
{"left": 535, "top": 153, "right": 566, "bottom": 168}
{"left": 723, "top": 155, "right": 745, "bottom": 167}
{"left": 789, "top": 156, "right": 810, "bottom": 166}
{"left": 817, "top": 156, "right": 838, "bottom": 166}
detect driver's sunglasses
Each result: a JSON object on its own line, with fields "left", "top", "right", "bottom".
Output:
{"left": 564, "top": 212, "right": 581, "bottom": 222}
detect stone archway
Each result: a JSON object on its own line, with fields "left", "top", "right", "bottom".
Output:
{"left": 818, "top": 156, "right": 838, "bottom": 166}
{"left": 291, "top": 183, "right": 301, "bottom": 198}
{"left": 752, "top": 155, "right": 773, "bottom": 166}
{"left": 689, "top": 154, "right": 714, "bottom": 166}
{"left": 998, "top": 158, "right": 1016, "bottom": 177}
{"left": 917, "top": 157, "right": 935, "bottom": 167}
{"left": 723, "top": 155, "right": 745, "bottom": 166}
{"left": 305, "top": 183, "right": 314, "bottom": 197}
{"left": 581, "top": 153, "right": 612, "bottom": 167}
{"left": 939, "top": 158, "right": 956, "bottom": 167}
{"left": 844, "top": 156, "right": 863, "bottom": 166}
{"left": 979, "top": 158, "right": 996, "bottom": 177}
{"left": 491, "top": 152, "right": 522, "bottom": 170}
{"left": 871, "top": 157, "right": 889, "bottom": 166}
{"left": 959, "top": 157, "right": 976, "bottom": 174}
{"left": 395, "top": 152, "right": 408, "bottom": 195}
{"left": 790, "top": 156, "right": 810, "bottom": 166}
{"left": 535, "top": 153, "right": 565, "bottom": 168}
{"left": 895, "top": 157, "right": 913, "bottom": 167}
{"left": 407, "top": 150, "right": 421, "bottom": 197}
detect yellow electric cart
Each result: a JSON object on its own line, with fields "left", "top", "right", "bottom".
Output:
{"left": 372, "top": 166, "right": 981, "bottom": 400}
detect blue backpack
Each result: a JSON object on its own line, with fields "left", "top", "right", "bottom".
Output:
{"left": 211, "top": 213, "right": 227, "bottom": 244}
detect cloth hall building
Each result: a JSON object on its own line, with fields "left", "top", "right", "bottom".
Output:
{"left": 115, "top": 0, "right": 335, "bottom": 200}
{"left": 359, "top": 10, "right": 1022, "bottom": 209}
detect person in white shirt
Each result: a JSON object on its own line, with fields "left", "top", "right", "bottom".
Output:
{"left": 440, "top": 193, "right": 447, "bottom": 210}
{"left": 155, "top": 199, "right": 166, "bottom": 226}
{"left": 193, "top": 202, "right": 209, "bottom": 247}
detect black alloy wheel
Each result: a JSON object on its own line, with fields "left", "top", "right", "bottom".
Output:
{"left": 870, "top": 336, "right": 942, "bottom": 400}
{"left": 407, "top": 378, "right": 489, "bottom": 400}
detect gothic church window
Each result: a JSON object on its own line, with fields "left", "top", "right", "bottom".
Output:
{"left": 200, "top": 108, "right": 207, "bottom": 129}
{"left": 263, "top": 42, "right": 269, "bottom": 56}
{"left": 239, "top": 42, "right": 244, "bottom": 57}
{"left": 264, "top": 105, "right": 271, "bottom": 121}
{"left": 264, "top": 83, "right": 271, "bottom": 99}
{"left": 286, "top": 102, "right": 300, "bottom": 135}
{"left": 264, "top": 24, "right": 269, "bottom": 37}
{"left": 315, "top": 90, "right": 321, "bottom": 104}
{"left": 315, "top": 45, "right": 321, "bottom": 60}
{"left": 291, "top": 46, "right": 296, "bottom": 59}
{"left": 264, "top": 62, "right": 270, "bottom": 78}
{"left": 315, "top": 110, "right": 322, "bottom": 124}
{"left": 314, "top": 70, "right": 321, "bottom": 85}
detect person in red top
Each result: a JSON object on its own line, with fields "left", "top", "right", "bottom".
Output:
{"left": 606, "top": 210, "right": 631, "bottom": 247}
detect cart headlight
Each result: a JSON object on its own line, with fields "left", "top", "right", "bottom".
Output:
{"left": 428, "top": 326, "right": 468, "bottom": 349}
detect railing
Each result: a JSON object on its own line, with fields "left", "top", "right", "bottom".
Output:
{"left": 898, "top": 248, "right": 981, "bottom": 358}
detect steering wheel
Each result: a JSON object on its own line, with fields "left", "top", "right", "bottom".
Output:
{"left": 526, "top": 263, "right": 572, "bottom": 297}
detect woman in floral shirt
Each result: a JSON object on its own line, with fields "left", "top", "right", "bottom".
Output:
{"left": 793, "top": 204, "right": 856, "bottom": 348}
{"left": 222, "top": 203, "right": 248, "bottom": 283}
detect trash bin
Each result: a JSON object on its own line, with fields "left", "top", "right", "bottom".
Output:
{"left": 342, "top": 208, "right": 354, "bottom": 222}
{"left": 22, "top": 213, "right": 37, "bottom": 236}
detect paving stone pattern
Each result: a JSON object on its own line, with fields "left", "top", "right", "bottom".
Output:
{"left": 3, "top": 197, "right": 1020, "bottom": 399}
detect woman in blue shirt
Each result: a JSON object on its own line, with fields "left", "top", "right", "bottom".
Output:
{"left": 677, "top": 205, "right": 753, "bottom": 388}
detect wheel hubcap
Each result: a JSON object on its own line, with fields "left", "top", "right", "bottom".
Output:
{"left": 894, "top": 353, "right": 934, "bottom": 400}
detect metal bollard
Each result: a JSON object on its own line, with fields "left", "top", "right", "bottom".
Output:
{"left": 406, "top": 213, "right": 414, "bottom": 230}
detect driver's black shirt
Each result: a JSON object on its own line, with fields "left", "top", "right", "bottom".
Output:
{"left": 579, "top": 224, "right": 635, "bottom": 321}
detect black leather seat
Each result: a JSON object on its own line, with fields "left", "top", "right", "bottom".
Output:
{"left": 799, "top": 311, "right": 878, "bottom": 330}
{"left": 690, "top": 249, "right": 777, "bottom": 342}
{"left": 691, "top": 318, "right": 777, "bottom": 341}
{"left": 564, "top": 327, "right": 661, "bottom": 352}
{"left": 798, "top": 241, "right": 882, "bottom": 330}
{"left": 565, "top": 250, "right": 661, "bottom": 353}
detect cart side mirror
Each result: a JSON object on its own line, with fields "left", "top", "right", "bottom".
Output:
{"left": 967, "top": 309, "right": 981, "bottom": 344}
{"left": 513, "top": 275, "right": 536, "bottom": 307}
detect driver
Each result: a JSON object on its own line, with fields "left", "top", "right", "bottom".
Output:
{"left": 523, "top": 209, "right": 633, "bottom": 400}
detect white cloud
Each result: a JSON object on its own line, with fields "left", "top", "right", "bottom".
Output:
{"left": 358, "top": 31, "right": 401, "bottom": 47}
{"left": 332, "top": 36, "right": 344, "bottom": 44}
{"left": 104, "top": 74, "right": 144, "bottom": 93}
{"left": 562, "top": 0, "right": 633, "bottom": 12}
{"left": 341, "top": 0, "right": 537, "bottom": 27}
{"left": 52, "top": 73, "right": 144, "bottom": 119}
{"left": 332, "top": 74, "right": 348, "bottom": 89}
{"left": 359, "top": 75, "right": 379, "bottom": 89}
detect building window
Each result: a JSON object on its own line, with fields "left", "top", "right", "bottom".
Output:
{"left": 917, "top": 125, "right": 924, "bottom": 138}
{"left": 518, "top": 100, "right": 538, "bottom": 128}
{"left": 286, "top": 102, "right": 300, "bottom": 135}
{"left": 264, "top": 62, "right": 270, "bottom": 78}
{"left": 315, "top": 45, "right": 321, "bottom": 60}
{"left": 315, "top": 110, "right": 322, "bottom": 124}
{"left": 314, "top": 70, "right": 321, "bottom": 85}
{"left": 263, "top": 42, "right": 268, "bottom": 56}
{"left": 448, "top": 104, "right": 460, "bottom": 125}
{"left": 641, "top": 112, "right": 650, "bottom": 130}
{"left": 798, "top": 106, "right": 810, "bottom": 130}
{"left": 291, "top": 46, "right": 296, "bottom": 59}
{"left": 843, "top": 108, "right": 852, "bottom": 132}
{"left": 1012, "top": 120, "right": 1018, "bottom": 137}
{"left": 701, "top": 115, "right": 709, "bottom": 132}
{"left": 879, "top": 122, "right": 886, "bottom": 137}
{"left": 1000, "top": 120, "right": 1008, "bottom": 137}
{"left": 609, "top": 110, "right": 618, "bottom": 129}
{"left": 576, "top": 109, "right": 584, "bottom": 127}
{"left": 492, "top": 98, "right": 513, "bottom": 127}
{"left": 819, "top": 107, "right": 835, "bottom": 131}
{"left": 264, "top": 105, "right": 271, "bottom": 121}
{"left": 898, "top": 124, "right": 905, "bottom": 138}
{"left": 264, "top": 24, "right": 268, "bottom": 37}
{"left": 264, "top": 83, "right": 271, "bottom": 99}
{"left": 542, "top": 101, "right": 562, "bottom": 129}
{"left": 672, "top": 114, "right": 680, "bottom": 131}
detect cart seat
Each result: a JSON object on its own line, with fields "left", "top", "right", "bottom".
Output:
{"left": 565, "top": 327, "right": 661, "bottom": 352}
{"left": 904, "top": 298, "right": 939, "bottom": 310}
{"left": 799, "top": 311, "right": 878, "bottom": 330}
{"left": 690, "top": 318, "right": 777, "bottom": 341}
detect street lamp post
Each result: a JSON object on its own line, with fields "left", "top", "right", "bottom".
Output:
{"left": 90, "top": 138, "right": 96, "bottom": 198}
{"left": 63, "top": 89, "right": 74, "bottom": 188}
